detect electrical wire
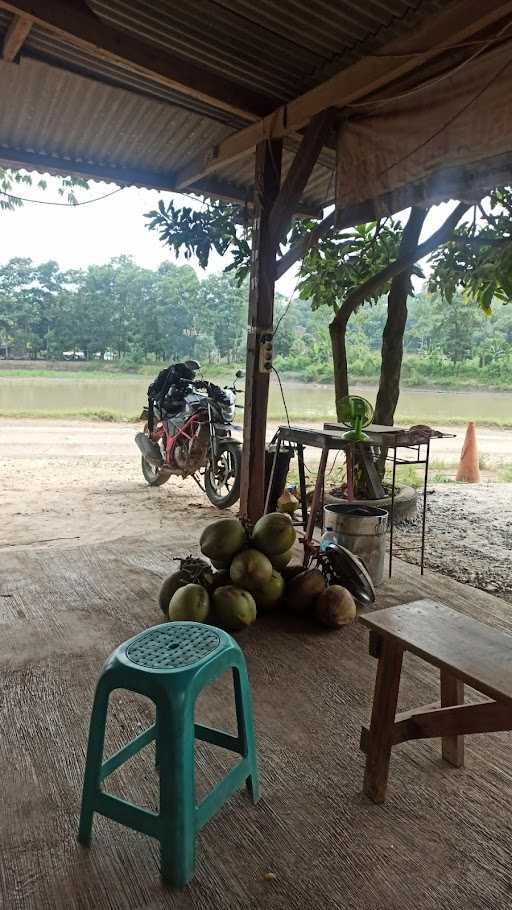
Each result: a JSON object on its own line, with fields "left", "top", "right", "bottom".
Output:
{"left": 0, "top": 186, "right": 125, "bottom": 207}
{"left": 271, "top": 365, "right": 291, "bottom": 428}
{"left": 0, "top": 183, "right": 237, "bottom": 212}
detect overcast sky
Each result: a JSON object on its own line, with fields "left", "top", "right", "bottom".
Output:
{"left": 0, "top": 175, "right": 302, "bottom": 296}
{"left": 0, "top": 173, "right": 453, "bottom": 295}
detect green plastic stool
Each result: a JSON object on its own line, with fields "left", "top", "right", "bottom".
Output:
{"left": 78, "top": 622, "right": 259, "bottom": 888}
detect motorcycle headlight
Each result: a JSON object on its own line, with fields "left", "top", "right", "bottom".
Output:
{"left": 220, "top": 389, "right": 236, "bottom": 422}
{"left": 221, "top": 402, "right": 236, "bottom": 422}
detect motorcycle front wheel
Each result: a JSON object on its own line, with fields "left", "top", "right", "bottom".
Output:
{"left": 204, "top": 440, "right": 241, "bottom": 509}
{"left": 141, "top": 455, "right": 171, "bottom": 486}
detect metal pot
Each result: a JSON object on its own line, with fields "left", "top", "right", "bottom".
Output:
{"left": 323, "top": 503, "right": 388, "bottom": 586}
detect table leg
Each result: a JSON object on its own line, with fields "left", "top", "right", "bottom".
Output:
{"left": 389, "top": 448, "right": 397, "bottom": 578}
{"left": 264, "top": 437, "right": 281, "bottom": 514}
{"left": 440, "top": 669, "right": 464, "bottom": 767}
{"left": 297, "top": 444, "right": 308, "bottom": 531}
{"left": 420, "top": 438, "right": 430, "bottom": 575}
{"left": 363, "top": 639, "right": 403, "bottom": 804}
{"left": 304, "top": 445, "right": 329, "bottom": 554}
{"left": 346, "top": 448, "right": 354, "bottom": 502}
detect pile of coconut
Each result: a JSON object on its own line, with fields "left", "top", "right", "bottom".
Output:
{"left": 159, "top": 513, "right": 356, "bottom": 632}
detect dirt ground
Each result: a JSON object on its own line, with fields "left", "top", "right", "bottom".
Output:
{"left": 1, "top": 418, "right": 511, "bottom": 604}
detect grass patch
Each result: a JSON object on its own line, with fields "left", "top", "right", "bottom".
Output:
{"left": 497, "top": 463, "right": 512, "bottom": 483}
{"left": 0, "top": 408, "right": 140, "bottom": 421}
{"left": 0, "top": 362, "right": 244, "bottom": 380}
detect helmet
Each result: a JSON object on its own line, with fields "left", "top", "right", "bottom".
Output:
{"left": 174, "top": 361, "right": 198, "bottom": 381}
{"left": 184, "top": 360, "right": 200, "bottom": 374}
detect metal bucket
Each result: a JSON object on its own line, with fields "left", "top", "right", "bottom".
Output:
{"left": 323, "top": 503, "right": 388, "bottom": 586}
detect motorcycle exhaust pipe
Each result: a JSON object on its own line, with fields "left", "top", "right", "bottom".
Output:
{"left": 135, "top": 432, "right": 163, "bottom": 466}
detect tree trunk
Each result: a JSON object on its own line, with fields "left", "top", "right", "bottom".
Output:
{"left": 374, "top": 207, "right": 428, "bottom": 428}
{"left": 329, "top": 317, "right": 349, "bottom": 419}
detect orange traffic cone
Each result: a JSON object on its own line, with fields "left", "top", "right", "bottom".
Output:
{"left": 456, "top": 421, "right": 480, "bottom": 483}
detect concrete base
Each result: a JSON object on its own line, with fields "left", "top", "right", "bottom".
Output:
{"left": 325, "top": 485, "right": 418, "bottom": 523}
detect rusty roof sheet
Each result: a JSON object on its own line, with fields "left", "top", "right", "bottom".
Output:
{"left": 0, "top": 0, "right": 456, "bottom": 209}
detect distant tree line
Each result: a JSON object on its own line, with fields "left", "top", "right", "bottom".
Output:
{"left": 0, "top": 255, "right": 257, "bottom": 364}
{"left": 274, "top": 291, "right": 512, "bottom": 387}
{"left": 2, "top": 253, "right": 511, "bottom": 388}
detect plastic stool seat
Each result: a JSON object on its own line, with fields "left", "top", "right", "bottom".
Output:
{"left": 78, "top": 622, "right": 259, "bottom": 888}
{"left": 126, "top": 625, "right": 222, "bottom": 669}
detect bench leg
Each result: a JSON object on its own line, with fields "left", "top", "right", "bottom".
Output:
{"left": 363, "top": 639, "right": 403, "bottom": 804}
{"left": 440, "top": 670, "right": 464, "bottom": 768}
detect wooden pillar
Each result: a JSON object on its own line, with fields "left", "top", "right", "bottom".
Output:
{"left": 239, "top": 139, "right": 282, "bottom": 524}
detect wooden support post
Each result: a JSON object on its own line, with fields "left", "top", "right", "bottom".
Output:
{"left": 440, "top": 670, "right": 465, "bottom": 767}
{"left": 362, "top": 638, "right": 403, "bottom": 804}
{"left": 239, "top": 139, "right": 282, "bottom": 524}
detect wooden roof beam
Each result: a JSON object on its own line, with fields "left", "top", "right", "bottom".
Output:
{"left": 0, "top": 0, "right": 273, "bottom": 121}
{"left": 2, "top": 12, "right": 32, "bottom": 61}
{"left": 175, "top": 0, "right": 512, "bottom": 190}
{"left": 0, "top": 146, "right": 322, "bottom": 217}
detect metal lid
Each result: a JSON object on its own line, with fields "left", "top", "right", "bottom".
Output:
{"left": 323, "top": 543, "right": 376, "bottom": 606}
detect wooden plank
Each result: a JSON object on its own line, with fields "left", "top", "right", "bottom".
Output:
{"left": 360, "top": 601, "right": 512, "bottom": 705}
{"left": 174, "top": 0, "right": 512, "bottom": 189}
{"left": 393, "top": 700, "right": 512, "bottom": 743}
{"left": 239, "top": 139, "right": 282, "bottom": 524}
{"left": 0, "top": 0, "right": 273, "bottom": 121}
{"left": 362, "top": 638, "right": 403, "bottom": 803}
{"left": 441, "top": 670, "right": 465, "bottom": 767}
{"left": 2, "top": 12, "right": 32, "bottom": 61}
{"left": 360, "top": 701, "right": 512, "bottom": 752}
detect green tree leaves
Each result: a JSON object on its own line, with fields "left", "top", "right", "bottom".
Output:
{"left": 0, "top": 256, "right": 249, "bottom": 364}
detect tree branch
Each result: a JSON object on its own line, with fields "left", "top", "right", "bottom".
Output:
{"left": 332, "top": 201, "right": 471, "bottom": 327}
{"left": 275, "top": 200, "right": 380, "bottom": 279}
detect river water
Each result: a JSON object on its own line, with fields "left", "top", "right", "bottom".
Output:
{"left": 0, "top": 373, "right": 511, "bottom": 424}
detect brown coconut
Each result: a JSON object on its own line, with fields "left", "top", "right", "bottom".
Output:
{"left": 315, "top": 585, "right": 356, "bottom": 628}
{"left": 286, "top": 568, "right": 325, "bottom": 612}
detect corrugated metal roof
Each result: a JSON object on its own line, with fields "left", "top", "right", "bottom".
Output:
{"left": 0, "top": 0, "right": 458, "bottom": 209}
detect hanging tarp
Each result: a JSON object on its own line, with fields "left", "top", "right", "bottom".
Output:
{"left": 336, "top": 39, "right": 512, "bottom": 218}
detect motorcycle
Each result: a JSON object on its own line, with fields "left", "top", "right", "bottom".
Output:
{"left": 135, "top": 370, "right": 244, "bottom": 509}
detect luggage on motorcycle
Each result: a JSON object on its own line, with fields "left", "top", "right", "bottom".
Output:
{"left": 135, "top": 432, "right": 163, "bottom": 466}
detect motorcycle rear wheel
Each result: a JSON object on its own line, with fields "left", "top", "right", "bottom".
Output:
{"left": 204, "top": 440, "right": 241, "bottom": 509}
{"left": 141, "top": 455, "right": 171, "bottom": 486}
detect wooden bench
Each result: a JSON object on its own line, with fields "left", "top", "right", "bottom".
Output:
{"left": 360, "top": 600, "right": 512, "bottom": 803}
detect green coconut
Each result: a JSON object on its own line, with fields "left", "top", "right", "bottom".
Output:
{"left": 269, "top": 548, "right": 293, "bottom": 571}
{"left": 158, "top": 572, "right": 184, "bottom": 617}
{"left": 168, "top": 584, "right": 210, "bottom": 623}
{"left": 200, "top": 518, "right": 247, "bottom": 563}
{"left": 212, "top": 586, "right": 257, "bottom": 631}
{"left": 253, "top": 570, "right": 285, "bottom": 610}
{"left": 286, "top": 568, "right": 325, "bottom": 613}
{"left": 230, "top": 548, "right": 273, "bottom": 592}
{"left": 252, "top": 512, "right": 296, "bottom": 556}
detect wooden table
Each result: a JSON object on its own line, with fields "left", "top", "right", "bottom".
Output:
{"left": 266, "top": 424, "right": 451, "bottom": 574}
{"left": 360, "top": 600, "right": 512, "bottom": 803}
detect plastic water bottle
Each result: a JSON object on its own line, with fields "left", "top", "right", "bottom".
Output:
{"left": 319, "top": 529, "right": 339, "bottom": 553}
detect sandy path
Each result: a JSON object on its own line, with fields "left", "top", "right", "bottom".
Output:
{"left": 1, "top": 418, "right": 511, "bottom": 606}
